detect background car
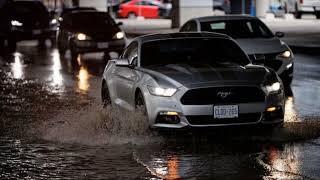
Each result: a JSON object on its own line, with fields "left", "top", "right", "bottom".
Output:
{"left": 284, "top": 0, "right": 320, "bottom": 19}
{"left": 180, "top": 15, "right": 294, "bottom": 86}
{"left": 118, "top": 0, "right": 171, "bottom": 19}
{"left": 10, "top": 0, "right": 51, "bottom": 48}
{"left": 57, "top": 10, "right": 125, "bottom": 61}
{"left": 213, "top": 0, "right": 231, "bottom": 14}
{"left": 0, "top": 0, "right": 15, "bottom": 53}
{"left": 101, "top": 32, "right": 285, "bottom": 130}
{"left": 49, "top": 7, "right": 98, "bottom": 44}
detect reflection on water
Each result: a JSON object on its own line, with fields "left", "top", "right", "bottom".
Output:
{"left": 11, "top": 52, "right": 24, "bottom": 79}
{"left": 143, "top": 155, "right": 181, "bottom": 179}
{"left": 264, "top": 144, "right": 302, "bottom": 179}
{"left": 76, "top": 55, "right": 90, "bottom": 93}
{"left": 77, "top": 66, "right": 90, "bottom": 92}
{"left": 50, "top": 50, "right": 63, "bottom": 89}
{"left": 166, "top": 156, "right": 180, "bottom": 179}
{"left": 285, "top": 97, "right": 300, "bottom": 122}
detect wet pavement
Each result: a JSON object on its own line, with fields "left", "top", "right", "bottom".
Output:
{"left": 1, "top": 41, "right": 320, "bottom": 179}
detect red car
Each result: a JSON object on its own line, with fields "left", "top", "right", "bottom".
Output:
{"left": 118, "top": 0, "right": 168, "bottom": 19}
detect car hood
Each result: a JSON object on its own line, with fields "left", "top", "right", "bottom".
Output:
{"left": 143, "top": 63, "right": 268, "bottom": 89}
{"left": 236, "top": 37, "right": 287, "bottom": 55}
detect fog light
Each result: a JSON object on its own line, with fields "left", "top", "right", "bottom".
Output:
{"left": 286, "top": 63, "right": 293, "bottom": 69}
{"left": 156, "top": 112, "right": 180, "bottom": 124}
{"left": 267, "top": 107, "right": 276, "bottom": 112}
{"left": 159, "top": 111, "right": 179, "bottom": 116}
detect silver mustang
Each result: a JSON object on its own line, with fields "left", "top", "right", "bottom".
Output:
{"left": 101, "top": 32, "right": 285, "bottom": 129}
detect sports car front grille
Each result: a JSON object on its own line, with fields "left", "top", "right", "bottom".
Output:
{"left": 180, "top": 86, "right": 265, "bottom": 105}
{"left": 186, "top": 113, "right": 261, "bottom": 125}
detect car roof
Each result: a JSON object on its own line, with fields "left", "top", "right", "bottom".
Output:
{"left": 190, "top": 15, "right": 258, "bottom": 23}
{"left": 135, "top": 32, "right": 232, "bottom": 43}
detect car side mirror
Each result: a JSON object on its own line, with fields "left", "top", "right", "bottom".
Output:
{"left": 275, "top": 31, "right": 285, "bottom": 38}
{"left": 115, "top": 58, "right": 129, "bottom": 67}
{"left": 117, "top": 22, "right": 123, "bottom": 26}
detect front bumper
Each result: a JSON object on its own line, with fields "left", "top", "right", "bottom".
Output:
{"left": 251, "top": 54, "right": 294, "bottom": 84}
{"left": 144, "top": 86, "right": 285, "bottom": 129}
{"left": 72, "top": 39, "right": 125, "bottom": 54}
{"left": 11, "top": 27, "right": 51, "bottom": 41}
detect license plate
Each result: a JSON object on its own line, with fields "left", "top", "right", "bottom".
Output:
{"left": 214, "top": 105, "right": 238, "bottom": 119}
{"left": 98, "top": 42, "right": 108, "bottom": 49}
{"left": 33, "top": 29, "right": 42, "bottom": 35}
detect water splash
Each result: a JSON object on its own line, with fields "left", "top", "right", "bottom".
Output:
{"left": 37, "top": 103, "right": 161, "bottom": 146}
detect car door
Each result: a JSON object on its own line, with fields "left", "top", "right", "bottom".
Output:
{"left": 114, "top": 42, "right": 139, "bottom": 108}
{"left": 136, "top": 1, "right": 158, "bottom": 18}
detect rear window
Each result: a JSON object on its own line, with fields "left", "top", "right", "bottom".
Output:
{"left": 200, "top": 19, "right": 274, "bottom": 39}
{"left": 141, "top": 38, "right": 250, "bottom": 67}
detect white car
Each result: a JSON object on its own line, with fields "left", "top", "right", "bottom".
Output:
{"left": 284, "top": 0, "right": 320, "bottom": 19}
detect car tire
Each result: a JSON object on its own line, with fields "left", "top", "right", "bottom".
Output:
{"left": 282, "top": 74, "right": 293, "bottom": 87}
{"left": 135, "top": 91, "right": 147, "bottom": 115}
{"left": 101, "top": 82, "right": 111, "bottom": 107}
{"left": 128, "top": 12, "right": 137, "bottom": 19}
{"left": 70, "top": 49, "right": 78, "bottom": 62}
{"left": 316, "top": 11, "right": 320, "bottom": 19}
{"left": 294, "top": 4, "right": 302, "bottom": 19}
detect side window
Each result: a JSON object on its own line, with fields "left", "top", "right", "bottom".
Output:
{"left": 180, "top": 21, "right": 197, "bottom": 32}
{"left": 189, "top": 21, "right": 197, "bottom": 31}
{"left": 122, "top": 41, "right": 138, "bottom": 65}
{"left": 180, "top": 23, "right": 190, "bottom": 32}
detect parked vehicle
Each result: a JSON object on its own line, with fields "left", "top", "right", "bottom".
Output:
{"left": 284, "top": 0, "right": 320, "bottom": 19}
{"left": 180, "top": 15, "right": 294, "bottom": 86}
{"left": 10, "top": 0, "right": 52, "bottom": 47}
{"left": 101, "top": 32, "right": 285, "bottom": 129}
{"left": 118, "top": 0, "right": 171, "bottom": 19}
{"left": 0, "top": 0, "right": 15, "bottom": 53}
{"left": 213, "top": 0, "right": 231, "bottom": 14}
{"left": 57, "top": 11, "right": 125, "bottom": 61}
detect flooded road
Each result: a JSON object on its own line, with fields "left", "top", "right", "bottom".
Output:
{"left": 1, "top": 41, "right": 320, "bottom": 179}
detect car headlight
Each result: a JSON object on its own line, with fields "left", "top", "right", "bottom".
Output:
{"left": 50, "top": 19, "right": 58, "bottom": 25}
{"left": 11, "top": 20, "right": 23, "bottom": 26}
{"left": 113, "top": 32, "right": 124, "bottom": 39}
{"left": 76, "top": 33, "right": 91, "bottom": 41}
{"left": 264, "top": 82, "right": 281, "bottom": 94}
{"left": 147, "top": 86, "right": 177, "bottom": 97}
{"left": 278, "top": 50, "right": 291, "bottom": 59}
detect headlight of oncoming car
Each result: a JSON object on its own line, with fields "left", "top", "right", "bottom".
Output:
{"left": 263, "top": 82, "right": 281, "bottom": 94}
{"left": 113, "top": 32, "right": 124, "bottom": 39}
{"left": 147, "top": 86, "right": 177, "bottom": 97}
{"left": 11, "top": 20, "right": 23, "bottom": 26}
{"left": 277, "top": 50, "right": 291, "bottom": 59}
{"left": 76, "top": 33, "right": 91, "bottom": 41}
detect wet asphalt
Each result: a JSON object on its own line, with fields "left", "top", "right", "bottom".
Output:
{"left": 1, "top": 40, "right": 320, "bottom": 179}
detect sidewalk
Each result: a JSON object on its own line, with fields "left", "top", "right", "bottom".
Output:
{"left": 118, "top": 18, "right": 320, "bottom": 51}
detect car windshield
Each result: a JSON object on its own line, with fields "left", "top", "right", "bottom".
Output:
{"left": 141, "top": 38, "right": 250, "bottom": 67}
{"left": 70, "top": 12, "right": 115, "bottom": 28}
{"left": 200, "top": 19, "right": 274, "bottom": 39}
{"left": 14, "top": 2, "right": 48, "bottom": 15}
